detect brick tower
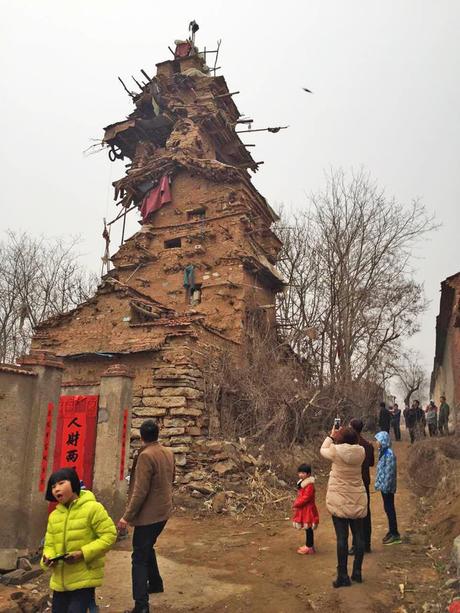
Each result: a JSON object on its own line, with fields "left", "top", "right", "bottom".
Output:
{"left": 31, "top": 37, "right": 285, "bottom": 466}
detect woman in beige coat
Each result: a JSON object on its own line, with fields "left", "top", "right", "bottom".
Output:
{"left": 320, "top": 426, "right": 367, "bottom": 588}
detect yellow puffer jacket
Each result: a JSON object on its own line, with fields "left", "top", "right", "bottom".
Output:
{"left": 41, "top": 490, "right": 117, "bottom": 592}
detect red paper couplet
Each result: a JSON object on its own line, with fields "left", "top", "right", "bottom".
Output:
{"left": 39, "top": 402, "right": 54, "bottom": 492}
{"left": 52, "top": 396, "right": 98, "bottom": 488}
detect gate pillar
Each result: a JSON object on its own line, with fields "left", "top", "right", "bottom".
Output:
{"left": 93, "top": 364, "right": 133, "bottom": 520}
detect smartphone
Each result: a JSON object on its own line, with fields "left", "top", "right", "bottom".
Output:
{"left": 48, "top": 554, "right": 68, "bottom": 562}
{"left": 333, "top": 417, "right": 341, "bottom": 430}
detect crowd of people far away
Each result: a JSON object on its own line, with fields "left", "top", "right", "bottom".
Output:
{"left": 378, "top": 395, "right": 451, "bottom": 444}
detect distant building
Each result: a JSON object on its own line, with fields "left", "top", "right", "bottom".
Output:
{"left": 431, "top": 271, "right": 460, "bottom": 430}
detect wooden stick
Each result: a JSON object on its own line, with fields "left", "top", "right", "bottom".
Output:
{"left": 118, "top": 77, "right": 134, "bottom": 99}
{"left": 215, "top": 91, "right": 240, "bottom": 98}
{"left": 107, "top": 204, "right": 137, "bottom": 226}
{"left": 131, "top": 75, "right": 143, "bottom": 90}
{"left": 236, "top": 126, "right": 288, "bottom": 134}
{"left": 140, "top": 69, "right": 152, "bottom": 82}
{"left": 120, "top": 207, "right": 127, "bottom": 245}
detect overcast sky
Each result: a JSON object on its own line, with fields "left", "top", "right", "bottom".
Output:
{"left": 1, "top": 1, "right": 459, "bottom": 381}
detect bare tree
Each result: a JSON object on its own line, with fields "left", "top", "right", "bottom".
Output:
{"left": 0, "top": 231, "right": 97, "bottom": 363}
{"left": 276, "top": 168, "right": 436, "bottom": 391}
{"left": 393, "top": 352, "right": 427, "bottom": 406}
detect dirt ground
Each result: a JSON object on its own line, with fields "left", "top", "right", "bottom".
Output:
{"left": 96, "top": 439, "right": 445, "bottom": 613}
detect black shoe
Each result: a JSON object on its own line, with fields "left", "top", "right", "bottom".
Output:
{"left": 332, "top": 576, "right": 351, "bottom": 588}
{"left": 382, "top": 532, "right": 392, "bottom": 544}
{"left": 348, "top": 546, "right": 355, "bottom": 556}
{"left": 351, "top": 572, "right": 363, "bottom": 583}
{"left": 148, "top": 582, "right": 164, "bottom": 594}
{"left": 384, "top": 533, "right": 401, "bottom": 546}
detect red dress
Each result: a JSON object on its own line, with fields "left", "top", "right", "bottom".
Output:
{"left": 292, "top": 477, "right": 320, "bottom": 529}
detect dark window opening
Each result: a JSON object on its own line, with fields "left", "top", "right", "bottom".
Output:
{"left": 187, "top": 207, "right": 206, "bottom": 221}
{"left": 164, "top": 238, "right": 182, "bottom": 249}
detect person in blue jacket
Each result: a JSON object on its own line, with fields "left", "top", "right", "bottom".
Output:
{"left": 374, "top": 431, "right": 401, "bottom": 545}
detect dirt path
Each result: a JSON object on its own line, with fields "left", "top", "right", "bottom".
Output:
{"left": 98, "top": 439, "right": 425, "bottom": 613}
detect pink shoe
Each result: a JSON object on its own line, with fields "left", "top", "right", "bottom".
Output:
{"left": 297, "top": 546, "right": 309, "bottom": 554}
{"left": 305, "top": 546, "right": 316, "bottom": 555}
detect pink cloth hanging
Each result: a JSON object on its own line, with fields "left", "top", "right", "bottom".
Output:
{"left": 140, "top": 175, "right": 172, "bottom": 221}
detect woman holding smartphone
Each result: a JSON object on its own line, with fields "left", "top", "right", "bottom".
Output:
{"left": 320, "top": 423, "right": 367, "bottom": 588}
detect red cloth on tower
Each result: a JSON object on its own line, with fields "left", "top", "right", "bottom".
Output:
{"left": 140, "top": 175, "right": 172, "bottom": 221}
{"left": 175, "top": 41, "right": 192, "bottom": 58}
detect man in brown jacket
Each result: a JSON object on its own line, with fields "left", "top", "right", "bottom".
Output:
{"left": 118, "top": 420, "right": 175, "bottom": 613}
{"left": 349, "top": 418, "right": 375, "bottom": 554}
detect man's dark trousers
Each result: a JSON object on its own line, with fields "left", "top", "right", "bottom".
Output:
{"left": 363, "top": 484, "right": 372, "bottom": 550}
{"left": 132, "top": 520, "right": 167, "bottom": 609}
{"left": 352, "top": 484, "right": 371, "bottom": 552}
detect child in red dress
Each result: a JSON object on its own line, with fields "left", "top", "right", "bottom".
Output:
{"left": 292, "top": 463, "right": 320, "bottom": 555}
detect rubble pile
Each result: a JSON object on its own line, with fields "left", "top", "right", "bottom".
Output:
{"left": 174, "top": 438, "right": 290, "bottom": 515}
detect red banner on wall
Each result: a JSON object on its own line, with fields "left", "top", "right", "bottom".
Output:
{"left": 53, "top": 396, "right": 98, "bottom": 489}
{"left": 39, "top": 402, "right": 54, "bottom": 492}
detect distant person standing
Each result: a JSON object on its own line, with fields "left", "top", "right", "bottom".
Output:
{"left": 414, "top": 400, "right": 426, "bottom": 438}
{"left": 405, "top": 402, "right": 418, "bottom": 444}
{"left": 403, "top": 402, "right": 410, "bottom": 429}
{"left": 375, "top": 431, "right": 401, "bottom": 545}
{"left": 349, "top": 419, "right": 375, "bottom": 554}
{"left": 378, "top": 402, "right": 391, "bottom": 433}
{"left": 390, "top": 404, "right": 402, "bottom": 441}
{"left": 438, "top": 396, "right": 450, "bottom": 436}
{"left": 425, "top": 402, "right": 438, "bottom": 437}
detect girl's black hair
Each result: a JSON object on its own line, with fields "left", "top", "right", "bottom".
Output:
{"left": 297, "top": 463, "right": 311, "bottom": 474}
{"left": 45, "top": 467, "right": 81, "bottom": 502}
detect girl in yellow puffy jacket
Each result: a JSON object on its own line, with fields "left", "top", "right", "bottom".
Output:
{"left": 41, "top": 467, "right": 117, "bottom": 612}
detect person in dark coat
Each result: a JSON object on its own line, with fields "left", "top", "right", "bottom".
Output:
{"left": 414, "top": 400, "right": 426, "bottom": 438}
{"left": 349, "top": 418, "right": 375, "bottom": 554}
{"left": 378, "top": 402, "right": 391, "bottom": 433}
{"left": 405, "top": 402, "right": 418, "bottom": 444}
{"left": 390, "top": 404, "right": 402, "bottom": 441}
{"left": 438, "top": 396, "right": 450, "bottom": 435}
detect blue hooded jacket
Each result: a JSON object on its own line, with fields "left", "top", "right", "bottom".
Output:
{"left": 374, "top": 431, "right": 397, "bottom": 494}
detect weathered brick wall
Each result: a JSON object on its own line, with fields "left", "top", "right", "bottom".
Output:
{"left": 432, "top": 274, "right": 460, "bottom": 430}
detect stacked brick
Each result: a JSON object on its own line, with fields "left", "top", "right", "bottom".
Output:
{"left": 130, "top": 358, "right": 206, "bottom": 469}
